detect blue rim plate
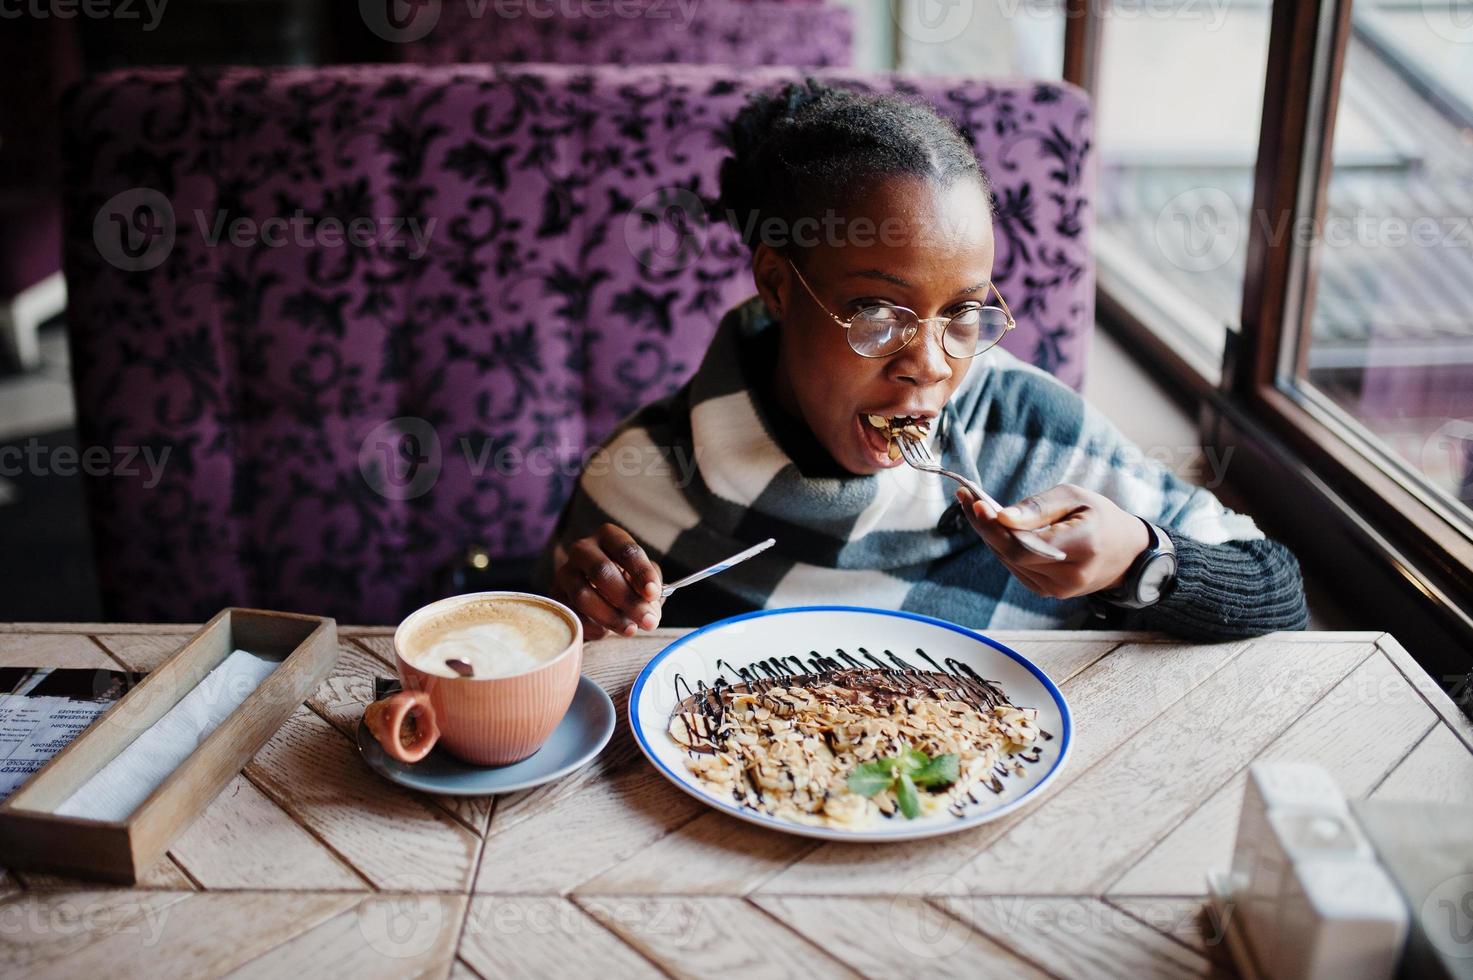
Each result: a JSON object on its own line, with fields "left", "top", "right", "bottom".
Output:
{"left": 356, "top": 674, "right": 615, "bottom": 795}
{"left": 628, "top": 605, "right": 1073, "bottom": 842}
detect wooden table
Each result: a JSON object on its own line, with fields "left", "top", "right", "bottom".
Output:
{"left": 1, "top": 623, "right": 1470, "bottom": 979}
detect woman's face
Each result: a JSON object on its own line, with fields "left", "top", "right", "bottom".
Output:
{"left": 756, "top": 173, "right": 997, "bottom": 475}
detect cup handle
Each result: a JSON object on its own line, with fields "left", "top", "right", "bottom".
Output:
{"left": 364, "top": 691, "right": 440, "bottom": 764}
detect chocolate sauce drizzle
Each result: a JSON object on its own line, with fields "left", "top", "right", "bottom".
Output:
{"left": 669, "top": 646, "right": 1053, "bottom": 820}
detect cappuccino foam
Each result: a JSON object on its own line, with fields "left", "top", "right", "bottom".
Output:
{"left": 404, "top": 598, "right": 573, "bottom": 679}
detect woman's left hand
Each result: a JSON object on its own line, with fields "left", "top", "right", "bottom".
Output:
{"left": 957, "top": 484, "right": 1150, "bottom": 600}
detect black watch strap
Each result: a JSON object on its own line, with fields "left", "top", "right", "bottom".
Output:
{"left": 1097, "top": 518, "right": 1176, "bottom": 610}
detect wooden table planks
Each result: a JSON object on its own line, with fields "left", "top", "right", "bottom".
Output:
{"left": 0, "top": 622, "right": 1467, "bottom": 979}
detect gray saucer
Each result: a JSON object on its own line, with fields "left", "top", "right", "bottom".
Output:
{"left": 355, "top": 675, "right": 615, "bottom": 795}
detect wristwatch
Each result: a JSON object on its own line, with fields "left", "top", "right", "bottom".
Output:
{"left": 1097, "top": 518, "right": 1177, "bottom": 609}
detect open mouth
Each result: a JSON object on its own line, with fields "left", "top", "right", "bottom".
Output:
{"left": 859, "top": 413, "right": 933, "bottom": 464}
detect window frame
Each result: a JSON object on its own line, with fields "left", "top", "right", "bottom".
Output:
{"left": 1065, "top": 0, "right": 1473, "bottom": 646}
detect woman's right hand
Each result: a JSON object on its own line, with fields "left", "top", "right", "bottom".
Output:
{"left": 550, "top": 523, "right": 665, "bottom": 640}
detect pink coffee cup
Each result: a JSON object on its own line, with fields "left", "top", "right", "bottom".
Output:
{"left": 364, "top": 591, "right": 583, "bottom": 766}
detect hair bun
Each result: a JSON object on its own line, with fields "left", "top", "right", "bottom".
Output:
{"left": 714, "top": 77, "right": 987, "bottom": 253}
{"left": 722, "top": 77, "right": 832, "bottom": 165}
{"left": 718, "top": 78, "right": 836, "bottom": 242}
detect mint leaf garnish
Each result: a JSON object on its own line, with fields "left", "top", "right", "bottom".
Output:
{"left": 846, "top": 761, "right": 895, "bottom": 798}
{"left": 895, "top": 773, "right": 920, "bottom": 819}
{"left": 847, "top": 747, "right": 956, "bottom": 819}
{"left": 897, "top": 747, "right": 930, "bottom": 775}
{"left": 912, "top": 752, "right": 960, "bottom": 788}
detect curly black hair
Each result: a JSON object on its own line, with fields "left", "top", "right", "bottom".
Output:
{"left": 716, "top": 78, "right": 992, "bottom": 255}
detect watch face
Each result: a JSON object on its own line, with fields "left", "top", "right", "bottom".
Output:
{"left": 1138, "top": 554, "right": 1178, "bottom": 603}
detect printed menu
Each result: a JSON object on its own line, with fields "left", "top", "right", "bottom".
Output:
{"left": 0, "top": 667, "right": 132, "bottom": 802}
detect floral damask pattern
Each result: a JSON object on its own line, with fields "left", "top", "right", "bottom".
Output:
{"left": 63, "top": 64, "right": 1094, "bottom": 623}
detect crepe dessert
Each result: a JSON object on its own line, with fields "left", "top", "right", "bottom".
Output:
{"left": 666, "top": 648, "right": 1048, "bottom": 829}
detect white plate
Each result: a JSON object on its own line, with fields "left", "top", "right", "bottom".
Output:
{"left": 629, "top": 605, "right": 1073, "bottom": 842}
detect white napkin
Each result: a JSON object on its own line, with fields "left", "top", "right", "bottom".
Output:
{"left": 55, "top": 649, "right": 279, "bottom": 821}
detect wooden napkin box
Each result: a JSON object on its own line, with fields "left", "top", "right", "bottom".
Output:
{"left": 0, "top": 608, "right": 339, "bottom": 883}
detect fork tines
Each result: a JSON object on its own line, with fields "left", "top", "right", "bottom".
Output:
{"left": 897, "top": 434, "right": 934, "bottom": 467}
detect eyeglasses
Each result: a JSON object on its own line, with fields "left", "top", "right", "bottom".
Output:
{"left": 786, "top": 259, "right": 1015, "bottom": 360}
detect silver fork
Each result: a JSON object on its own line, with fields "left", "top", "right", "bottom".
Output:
{"left": 897, "top": 436, "right": 1067, "bottom": 561}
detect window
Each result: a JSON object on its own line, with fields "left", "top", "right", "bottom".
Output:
{"left": 1075, "top": 0, "right": 1473, "bottom": 651}
{"left": 1293, "top": 2, "right": 1473, "bottom": 518}
{"left": 1093, "top": 0, "right": 1274, "bottom": 381}
{"left": 892, "top": 0, "right": 1064, "bottom": 78}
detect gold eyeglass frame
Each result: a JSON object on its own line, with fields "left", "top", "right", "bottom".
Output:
{"left": 786, "top": 258, "right": 1016, "bottom": 360}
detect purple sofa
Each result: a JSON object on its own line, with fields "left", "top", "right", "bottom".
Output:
{"left": 397, "top": 0, "right": 852, "bottom": 68}
{"left": 1, "top": 18, "right": 81, "bottom": 370}
{"left": 62, "top": 64, "right": 1094, "bottom": 623}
